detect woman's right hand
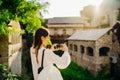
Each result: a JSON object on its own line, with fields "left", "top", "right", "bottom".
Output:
{"left": 50, "top": 44, "right": 57, "bottom": 51}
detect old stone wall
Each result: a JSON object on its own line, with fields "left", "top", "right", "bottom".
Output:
{"left": 0, "top": 21, "right": 22, "bottom": 75}
{"left": 48, "top": 24, "right": 99, "bottom": 36}
{"left": 68, "top": 40, "right": 96, "bottom": 68}
{"left": 48, "top": 26, "right": 84, "bottom": 36}
{"left": 8, "top": 43, "right": 22, "bottom": 75}
{"left": 96, "top": 30, "right": 120, "bottom": 57}
{"left": 68, "top": 30, "right": 120, "bottom": 76}
{"left": 0, "top": 36, "right": 9, "bottom": 66}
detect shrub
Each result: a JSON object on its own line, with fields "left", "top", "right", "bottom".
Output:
{"left": 60, "top": 61, "right": 95, "bottom": 80}
{"left": 0, "top": 64, "right": 22, "bottom": 80}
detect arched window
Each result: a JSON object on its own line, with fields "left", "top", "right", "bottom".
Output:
{"left": 87, "top": 47, "right": 94, "bottom": 56}
{"left": 74, "top": 44, "right": 77, "bottom": 52}
{"left": 99, "top": 47, "right": 110, "bottom": 56}
{"left": 107, "top": 31, "right": 110, "bottom": 35}
{"left": 80, "top": 45, "right": 84, "bottom": 54}
{"left": 112, "top": 35, "right": 115, "bottom": 43}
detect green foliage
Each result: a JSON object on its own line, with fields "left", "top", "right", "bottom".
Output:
{"left": 0, "top": 0, "right": 2, "bottom": 6}
{"left": 0, "top": 0, "right": 49, "bottom": 35}
{"left": 0, "top": 64, "right": 22, "bottom": 80}
{"left": 0, "top": 22, "right": 8, "bottom": 35}
{"left": 60, "top": 61, "right": 95, "bottom": 80}
{"left": 22, "top": 49, "right": 33, "bottom": 80}
{"left": 60, "top": 62, "right": 116, "bottom": 80}
{"left": 95, "top": 67, "right": 115, "bottom": 80}
{"left": 17, "top": 0, "right": 42, "bottom": 34}
{"left": 117, "top": 8, "right": 120, "bottom": 21}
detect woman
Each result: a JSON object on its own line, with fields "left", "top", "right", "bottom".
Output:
{"left": 30, "top": 28, "right": 71, "bottom": 80}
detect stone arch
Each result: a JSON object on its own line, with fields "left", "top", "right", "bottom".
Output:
{"left": 86, "top": 47, "right": 94, "bottom": 56}
{"left": 69, "top": 44, "right": 73, "bottom": 50}
{"left": 74, "top": 44, "right": 77, "bottom": 52}
{"left": 80, "top": 45, "right": 85, "bottom": 54}
{"left": 99, "top": 47, "right": 110, "bottom": 56}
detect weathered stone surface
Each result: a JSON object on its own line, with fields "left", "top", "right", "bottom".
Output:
{"left": 0, "top": 20, "right": 22, "bottom": 75}
{"left": 68, "top": 28, "right": 120, "bottom": 76}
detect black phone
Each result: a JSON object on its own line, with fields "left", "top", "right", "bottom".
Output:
{"left": 54, "top": 44, "right": 63, "bottom": 49}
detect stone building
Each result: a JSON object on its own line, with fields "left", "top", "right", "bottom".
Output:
{"left": 47, "top": 17, "right": 93, "bottom": 36}
{"left": 0, "top": 20, "right": 22, "bottom": 75}
{"left": 47, "top": 17, "right": 98, "bottom": 43}
{"left": 67, "top": 23, "right": 120, "bottom": 75}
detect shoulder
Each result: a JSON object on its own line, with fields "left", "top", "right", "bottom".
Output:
{"left": 44, "top": 49, "right": 54, "bottom": 56}
{"left": 44, "top": 48, "right": 53, "bottom": 54}
{"left": 30, "top": 47, "right": 35, "bottom": 53}
{"left": 37, "top": 48, "right": 53, "bottom": 55}
{"left": 30, "top": 47, "right": 33, "bottom": 50}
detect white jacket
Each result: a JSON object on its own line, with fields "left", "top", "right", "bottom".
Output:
{"left": 30, "top": 47, "right": 71, "bottom": 80}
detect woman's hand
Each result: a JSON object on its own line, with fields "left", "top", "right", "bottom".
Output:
{"left": 50, "top": 43, "right": 68, "bottom": 52}
{"left": 60, "top": 44, "right": 68, "bottom": 52}
{"left": 50, "top": 44, "right": 57, "bottom": 51}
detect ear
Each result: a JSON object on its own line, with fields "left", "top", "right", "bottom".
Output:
{"left": 41, "top": 36, "right": 44, "bottom": 41}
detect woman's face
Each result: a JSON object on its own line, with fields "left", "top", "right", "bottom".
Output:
{"left": 41, "top": 35, "right": 49, "bottom": 47}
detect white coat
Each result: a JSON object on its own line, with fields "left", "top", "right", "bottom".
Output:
{"left": 30, "top": 47, "right": 71, "bottom": 80}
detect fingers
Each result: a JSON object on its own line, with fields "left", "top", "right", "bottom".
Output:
{"left": 50, "top": 44, "right": 58, "bottom": 51}
{"left": 50, "top": 43, "right": 68, "bottom": 51}
{"left": 60, "top": 44, "right": 68, "bottom": 51}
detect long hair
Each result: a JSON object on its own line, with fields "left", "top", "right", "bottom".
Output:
{"left": 33, "top": 28, "right": 49, "bottom": 63}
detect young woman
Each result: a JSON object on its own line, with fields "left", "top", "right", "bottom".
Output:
{"left": 30, "top": 28, "right": 71, "bottom": 80}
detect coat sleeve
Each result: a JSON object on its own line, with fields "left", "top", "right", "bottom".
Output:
{"left": 46, "top": 49, "right": 71, "bottom": 69}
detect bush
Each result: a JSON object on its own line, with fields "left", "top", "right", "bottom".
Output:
{"left": 60, "top": 61, "right": 95, "bottom": 80}
{"left": 60, "top": 61, "right": 117, "bottom": 80}
{"left": 0, "top": 64, "right": 22, "bottom": 80}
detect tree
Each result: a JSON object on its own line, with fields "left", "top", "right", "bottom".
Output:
{"left": 118, "top": 8, "right": 120, "bottom": 21}
{"left": 0, "top": 0, "right": 49, "bottom": 35}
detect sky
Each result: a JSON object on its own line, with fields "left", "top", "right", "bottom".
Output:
{"left": 40, "top": 0, "right": 103, "bottom": 18}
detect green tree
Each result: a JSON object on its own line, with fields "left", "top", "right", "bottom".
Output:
{"left": 118, "top": 8, "right": 120, "bottom": 21}
{"left": 0, "top": 0, "right": 49, "bottom": 35}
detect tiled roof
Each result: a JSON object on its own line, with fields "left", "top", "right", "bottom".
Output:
{"left": 48, "top": 17, "right": 86, "bottom": 24}
{"left": 67, "top": 28, "right": 112, "bottom": 41}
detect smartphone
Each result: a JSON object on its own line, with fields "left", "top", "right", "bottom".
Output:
{"left": 54, "top": 44, "right": 63, "bottom": 49}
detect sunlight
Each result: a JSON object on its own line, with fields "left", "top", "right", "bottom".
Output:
{"left": 42, "top": 0, "right": 104, "bottom": 18}
{"left": 90, "top": 0, "right": 103, "bottom": 8}
{"left": 89, "top": 0, "right": 103, "bottom": 15}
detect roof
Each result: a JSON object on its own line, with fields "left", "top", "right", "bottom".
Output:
{"left": 48, "top": 17, "right": 86, "bottom": 24}
{"left": 67, "top": 28, "right": 112, "bottom": 41}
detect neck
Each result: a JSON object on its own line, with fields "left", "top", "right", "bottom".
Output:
{"left": 40, "top": 44, "right": 44, "bottom": 48}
